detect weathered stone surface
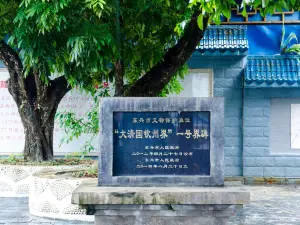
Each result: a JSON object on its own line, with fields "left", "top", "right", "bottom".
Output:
{"left": 90, "top": 198, "right": 241, "bottom": 225}
{"left": 95, "top": 215, "right": 229, "bottom": 225}
{"left": 99, "top": 97, "right": 225, "bottom": 187}
{"left": 72, "top": 180, "right": 249, "bottom": 206}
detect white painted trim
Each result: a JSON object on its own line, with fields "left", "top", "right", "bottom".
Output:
{"left": 188, "top": 69, "right": 214, "bottom": 97}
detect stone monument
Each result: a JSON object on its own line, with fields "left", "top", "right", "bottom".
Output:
{"left": 72, "top": 97, "right": 250, "bottom": 225}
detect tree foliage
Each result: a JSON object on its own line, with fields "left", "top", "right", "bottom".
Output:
{"left": 6, "top": 0, "right": 298, "bottom": 95}
{"left": 2, "top": 0, "right": 299, "bottom": 95}
{"left": 5, "top": 0, "right": 192, "bottom": 94}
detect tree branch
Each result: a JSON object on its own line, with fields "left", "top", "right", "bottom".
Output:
{"left": 114, "top": 59, "right": 125, "bottom": 96}
{"left": 0, "top": 40, "right": 29, "bottom": 103}
{"left": 33, "top": 70, "right": 48, "bottom": 103}
{"left": 51, "top": 76, "right": 71, "bottom": 103}
{"left": 0, "top": 40, "right": 23, "bottom": 77}
{"left": 114, "top": 0, "right": 125, "bottom": 96}
{"left": 123, "top": 11, "right": 209, "bottom": 97}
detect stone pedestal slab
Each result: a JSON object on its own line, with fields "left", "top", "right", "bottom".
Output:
{"left": 94, "top": 205, "right": 236, "bottom": 225}
{"left": 72, "top": 180, "right": 250, "bottom": 225}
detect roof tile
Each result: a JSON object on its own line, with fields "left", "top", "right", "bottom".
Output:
{"left": 245, "top": 55, "right": 300, "bottom": 87}
{"left": 197, "top": 25, "right": 248, "bottom": 52}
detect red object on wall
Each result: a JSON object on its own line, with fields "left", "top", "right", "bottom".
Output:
{"left": 0, "top": 81, "right": 7, "bottom": 88}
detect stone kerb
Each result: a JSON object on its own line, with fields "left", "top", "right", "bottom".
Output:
{"left": 72, "top": 180, "right": 250, "bottom": 225}
{"left": 29, "top": 169, "right": 94, "bottom": 222}
{"left": 0, "top": 164, "right": 88, "bottom": 197}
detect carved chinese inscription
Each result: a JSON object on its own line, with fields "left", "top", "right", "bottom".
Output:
{"left": 113, "top": 111, "right": 210, "bottom": 176}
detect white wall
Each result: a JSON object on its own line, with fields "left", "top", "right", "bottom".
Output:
{"left": 0, "top": 69, "right": 213, "bottom": 155}
{"left": 291, "top": 104, "right": 300, "bottom": 149}
{"left": 0, "top": 69, "right": 98, "bottom": 155}
{"left": 270, "top": 98, "right": 300, "bottom": 154}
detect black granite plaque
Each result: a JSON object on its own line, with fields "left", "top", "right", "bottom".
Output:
{"left": 113, "top": 111, "right": 210, "bottom": 176}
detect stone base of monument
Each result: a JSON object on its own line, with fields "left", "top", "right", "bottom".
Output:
{"left": 93, "top": 205, "right": 236, "bottom": 225}
{"left": 72, "top": 180, "right": 250, "bottom": 225}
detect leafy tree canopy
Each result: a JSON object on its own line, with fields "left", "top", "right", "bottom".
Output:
{"left": 2, "top": 0, "right": 299, "bottom": 96}
{"left": 2, "top": 0, "right": 192, "bottom": 96}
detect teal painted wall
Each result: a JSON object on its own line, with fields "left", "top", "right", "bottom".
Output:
{"left": 243, "top": 89, "right": 300, "bottom": 177}
{"left": 188, "top": 55, "right": 246, "bottom": 176}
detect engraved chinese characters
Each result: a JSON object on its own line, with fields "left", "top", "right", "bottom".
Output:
{"left": 113, "top": 111, "right": 210, "bottom": 176}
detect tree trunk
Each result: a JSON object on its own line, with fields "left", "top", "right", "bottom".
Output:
{"left": 0, "top": 40, "right": 71, "bottom": 161}
{"left": 6, "top": 74, "right": 70, "bottom": 161}
{"left": 19, "top": 101, "right": 57, "bottom": 161}
{"left": 114, "top": 59, "right": 125, "bottom": 96}
{"left": 1, "top": 41, "right": 70, "bottom": 161}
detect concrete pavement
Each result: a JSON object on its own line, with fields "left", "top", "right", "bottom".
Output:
{"left": 1, "top": 185, "right": 300, "bottom": 224}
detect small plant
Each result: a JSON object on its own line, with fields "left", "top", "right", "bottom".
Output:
{"left": 0, "top": 156, "right": 96, "bottom": 166}
{"left": 56, "top": 82, "right": 110, "bottom": 158}
{"left": 85, "top": 166, "right": 98, "bottom": 177}
{"left": 280, "top": 24, "right": 300, "bottom": 55}
{"left": 69, "top": 166, "right": 98, "bottom": 178}
{"left": 64, "top": 152, "right": 92, "bottom": 160}
{"left": 6, "top": 154, "right": 23, "bottom": 164}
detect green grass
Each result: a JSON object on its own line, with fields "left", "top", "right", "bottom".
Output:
{"left": 66, "top": 166, "right": 98, "bottom": 178}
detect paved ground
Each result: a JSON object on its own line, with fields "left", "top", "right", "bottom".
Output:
{"left": 229, "top": 185, "right": 300, "bottom": 225}
{"left": 0, "top": 198, "right": 90, "bottom": 225}
{"left": 1, "top": 185, "right": 300, "bottom": 224}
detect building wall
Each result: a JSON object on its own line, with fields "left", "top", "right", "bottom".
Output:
{"left": 270, "top": 98, "right": 300, "bottom": 155}
{"left": 243, "top": 89, "right": 300, "bottom": 177}
{"left": 188, "top": 54, "right": 246, "bottom": 176}
{"left": 169, "top": 69, "right": 213, "bottom": 98}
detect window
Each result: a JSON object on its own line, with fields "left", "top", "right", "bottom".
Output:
{"left": 170, "top": 69, "right": 213, "bottom": 97}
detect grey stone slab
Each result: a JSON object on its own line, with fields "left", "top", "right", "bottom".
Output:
{"left": 94, "top": 206, "right": 236, "bottom": 217}
{"left": 95, "top": 215, "right": 229, "bottom": 225}
{"left": 8, "top": 224, "right": 53, "bottom": 225}
{"left": 93, "top": 202, "right": 236, "bottom": 225}
{"left": 72, "top": 180, "right": 250, "bottom": 206}
{"left": 52, "top": 223, "right": 90, "bottom": 225}
{"left": 99, "top": 97, "right": 225, "bottom": 187}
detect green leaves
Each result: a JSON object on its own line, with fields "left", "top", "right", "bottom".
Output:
{"left": 3, "top": 0, "right": 299, "bottom": 87}
{"left": 188, "top": 0, "right": 295, "bottom": 30}
{"left": 166, "top": 0, "right": 170, "bottom": 7}
{"left": 56, "top": 84, "right": 110, "bottom": 154}
{"left": 2, "top": 0, "right": 191, "bottom": 93}
{"left": 285, "top": 44, "right": 300, "bottom": 54}
{"left": 197, "top": 14, "right": 204, "bottom": 30}
{"left": 290, "top": 0, "right": 296, "bottom": 7}
{"left": 0, "top": 0, "right": 18, "bottom": 39}
{"left": 85, "top": 0, "right": 110, "bottom": 18}
{"left": 281, "top": 24, "right": 300, "bottom": 55}
{"left": 222, "top": 7, "right": 231, "bottom": 19}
